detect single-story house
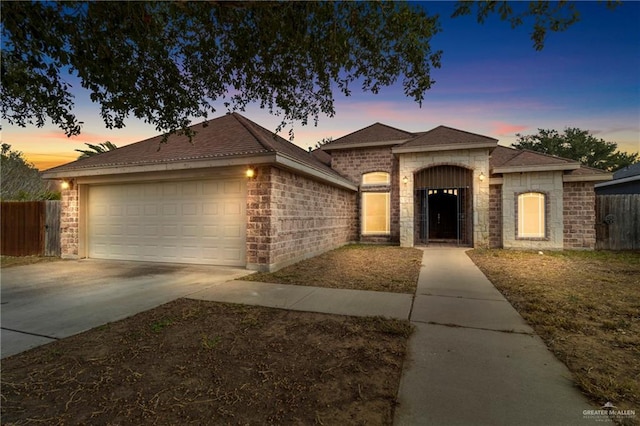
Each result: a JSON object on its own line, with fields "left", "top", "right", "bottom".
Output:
{"left": 595, "top": 162, "right": 640, "bottom": 194}
{"left": 43, "top": 113, "right": 611, "bottom": 271}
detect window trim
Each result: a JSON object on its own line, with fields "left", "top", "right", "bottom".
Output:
{"left": 361, "top": 192, "right": 390, "bottom": 235}
{"left": 516, "top": 192, "right": 548, "bottom": 240}
{"left": 362, "top": 171, "right": 391, "bottom": 186}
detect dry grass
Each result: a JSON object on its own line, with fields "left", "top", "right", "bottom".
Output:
{"left": 468, "top": 249, "right": 640, "bottom": 419}
{"left": 1, "top": 299, "right": 412, "bottom": 425}
{"left": 242, "top": 244, "right": 423, "bottom": 293}
{"left": 1, "top": 255, "right": 63, "bottom": 268}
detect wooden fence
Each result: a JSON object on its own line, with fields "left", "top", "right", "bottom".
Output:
{"left": 595, "top": 194, "right": 640, "bottom": 250}
{"left": 0, "top": 201, "right": 61, "bottom": 257}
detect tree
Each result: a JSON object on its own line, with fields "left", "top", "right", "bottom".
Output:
{"left": 0, "top": 144, "right": 58, "bottom": 200}
{"left": 75, "top": 141, "right": 118, "bottom": 159}
{"left": 512, "top": 128, "right": 638, "bottom": 172}
{"left": 1, "top": 1, "right": 615, "bottom": 140}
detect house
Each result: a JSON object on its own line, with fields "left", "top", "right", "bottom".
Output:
{"left": 594, "top": 162, "right": 640, "bottom": 195}
{"left": 42, "top": 113, "right": 611, "bottom": 271}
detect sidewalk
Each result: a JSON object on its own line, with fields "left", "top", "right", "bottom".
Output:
{"left": 394, "top": 247, "right": 594, "bottom": 426}
{"left": 187, "top": 247, "right": 595, "bottom": 425}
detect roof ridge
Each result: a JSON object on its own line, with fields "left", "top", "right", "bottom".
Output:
{"left": 330, "top": 122, "right": 415, "bottom": 144}
{"left": 520, "top": 148, "right": 578, "bottom": 164}
{"left": 231, "top": 112, "right": 277, "bottom": 152}
{"left": 433, "top": 125, "right": 499, "bottom": 142}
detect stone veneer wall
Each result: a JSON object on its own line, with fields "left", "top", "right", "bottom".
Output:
{"left": 489, "top": 184, "right": 503, "bottom": 248}
{"left": 329, "top": 147, "right": 400, "bottom": 243}
{"left": 502, "top": 171, "right": 564, "bottom": 250}
{"left": 246, "top": 166, "right": 357, "bottom": 271}
{"left": 398, "top": 149, "right": 491, "bottom": 248}
{"left": 60, "top": 187, "right": 79, "bottom": 258}
{"left": 563, "top": 181, "right": 596, "bottom": 249}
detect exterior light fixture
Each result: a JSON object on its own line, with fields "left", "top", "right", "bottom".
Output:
{"left": 246, "top": 168, "right": 255, "bottom": 178}
{"left": 478, "top": 172, "right": 486, "bottom": 182}
{"left": 402, "top": 176, "right": 409, "bottom": 185}
{"left": 61, "top": 180, "right": 70, "bottom": 190}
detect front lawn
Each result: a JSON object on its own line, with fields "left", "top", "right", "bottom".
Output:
{"left": 1, "top": 299, "right": 412, "bottom": 425}
{"left": 468, "top": 249, "right": 640, "bottom": 418}
{"left": 242, "top": 244, "right": 423, "bottom": 293}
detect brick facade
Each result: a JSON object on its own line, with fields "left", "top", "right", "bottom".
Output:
{"left": 398, "top": 149, "right": 491, "bottom": 248}
{"left": 330, "top": 147, "right": 400, "bottom": 243}
{"left": 60, "top": 187, "right": 79, "bottom": 258}
{"left": 563, "top": 181, "right": 596, "bottom": 249}
{"left": 501, "top": 171, "right": 564, "bottom": 250}
{"left": 246, "top": 166, "right": 357, "bottom": 271}
{"left": 489, "top": 184, "right": 503, "bottom": 248}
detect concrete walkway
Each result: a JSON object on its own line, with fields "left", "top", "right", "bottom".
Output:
{"left": 188, "top": 247, "right": 595, "bottom": 425}
{"left": 394, "top": 247, "right": 594, "bottom": 426}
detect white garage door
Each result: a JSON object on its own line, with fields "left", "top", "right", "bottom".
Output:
{"left": 88, "top": 179, "right": 246, "bottom": 266}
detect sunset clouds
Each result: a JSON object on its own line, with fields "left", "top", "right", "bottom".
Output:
{"left": 2, "top": 1, "right": 638, "bottom": 170}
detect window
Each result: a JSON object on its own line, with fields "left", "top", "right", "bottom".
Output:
{"left": 362, "top": 172, "right": 390, "bottom": 185}
{"left": 518, "top": 192, "right": 545, "bottom": 238}
{"left": 362, "top": 192, "right": 390, "bottom": 234}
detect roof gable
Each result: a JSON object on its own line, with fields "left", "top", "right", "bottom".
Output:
{"left": 490, "top": 145, "right": 611, "bottom": 178}
{"left": 322, "top": 122, "right": 415, "bottom": 150}
{"left": 42, "top": 113, "right": 354, "bottom": 189}
{"left": 392, "top": 126, "right": 498, "bottom": 153}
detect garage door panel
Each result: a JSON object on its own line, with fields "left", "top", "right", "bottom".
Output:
{"left": 89, "top": 179, "right": 246, "bottom": 266}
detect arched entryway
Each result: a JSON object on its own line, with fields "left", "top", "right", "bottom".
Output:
{"left": 414, "top": 165, "right": 473, "bottom": 246}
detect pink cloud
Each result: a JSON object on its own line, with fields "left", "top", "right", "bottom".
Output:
{"left": 490, "top": 122, "right": 529, "bottom": 137}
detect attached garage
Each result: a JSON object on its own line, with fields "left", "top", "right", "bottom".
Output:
{"left": 87, "top": 179, "right": 246, "bottom": 266}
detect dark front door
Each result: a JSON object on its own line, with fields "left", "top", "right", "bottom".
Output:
{"left": 428, "top": 190, "right": 458, "bottom": 240}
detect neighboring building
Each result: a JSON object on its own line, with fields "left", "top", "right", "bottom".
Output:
{"left": 595, "top": 162, "right": 640, "bottom": 195}
{"left": 42, "top": 113, "right": 611, "bottom": 271}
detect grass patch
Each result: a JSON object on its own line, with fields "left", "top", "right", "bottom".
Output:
{"left": 1, "top": 299, "right": 412, "bottom": 425}
{"left": 468, "top": 249, "right": 640, "bottom": 418}
{"left": 242, "top": 244, "right": 423, "bottom": 293}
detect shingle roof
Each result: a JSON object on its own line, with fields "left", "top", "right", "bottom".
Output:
{"left": 490, "top": 146, "right": 576, "bottom": 168}
{"left": 613, "top": 162, "right": 640, "bottom": 179}
{"left": 490, "top": 145, "right": 608, "bottom": 177}
{"left": 396, "top": 125, "right": 498, "bottom": 150}
{"left": 322, "top": 123, "right": 415, "bottom": 149}
{"left": 43, "top": 113, "right": 340, "bottom": 180}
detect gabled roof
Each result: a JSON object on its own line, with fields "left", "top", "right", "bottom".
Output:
{"left": 490, "top": 146, "right": 610, "bottom": 181}
{"left": 393, "top": 126, "right": 498, "bottom": 153}
{"left": 42, "top": 113, "right": 356, "bottom": 190}
{"left": 321, "top": 123, "right": 415, "bottom": 150}
{"left": 490, "top": 145, "right": 579, "bottom": 172}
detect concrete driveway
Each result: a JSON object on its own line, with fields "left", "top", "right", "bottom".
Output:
{"left": 0, "top": 259, "right": 249, "bottom": 359}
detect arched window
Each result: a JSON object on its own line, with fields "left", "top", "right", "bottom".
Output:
{"left": 362, "top": 172, "right": 390, "bottom": 185}
{"left": 518, "top": 192, "right": 545, "bottom": 238}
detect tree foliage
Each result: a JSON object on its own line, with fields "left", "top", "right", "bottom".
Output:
{"left": 75, "top": 141, "right": 118, "bottom": 159}
{"left": 1, "top": 1, "right": 615, "bottom": 139}
{"left": 512, "top": 128, "right": 638, "bottom": 172}
{"left": 0, "top": 144, "right": 58, "bottom": 200}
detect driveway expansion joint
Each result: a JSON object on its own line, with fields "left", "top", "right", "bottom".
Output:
{"left": 409, "top": 320, "right": 535, "bottom": 336}
{"left": 1, "top": 327, "right": 59, "bottom": 340}
{"left": 418, "top": 292, "right": 508, "bottom": 302}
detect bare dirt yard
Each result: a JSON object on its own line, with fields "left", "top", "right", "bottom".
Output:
{"left": 1, "top": 300, "right": 412, "bottom": 425}
{"left": 468, "top": 249, "right": 640, "bottom": 420}
{"left": 1, "top": 245, "right": 423, "bottom": 425}
{"left": 243, "top": 244, "right": 423, "bottom": 293}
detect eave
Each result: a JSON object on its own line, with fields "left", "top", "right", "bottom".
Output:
{"left": 322, "top": 139, "right": 411, "bottom": 151}
{"left": 492, "top": 163, "right": 580, "bottom": 174}
{"left": 42, "top": 152, "right": 357, "bottom": 191}
{"left": 392, "top": 141, "right": 497, "bottom": 154}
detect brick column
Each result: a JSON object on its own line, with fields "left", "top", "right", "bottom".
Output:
{"left": 563, "top": 182, "right": 596, "bottom": 249}
{"left": 60, "top": 187, "right": 79, "bottom": 258}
